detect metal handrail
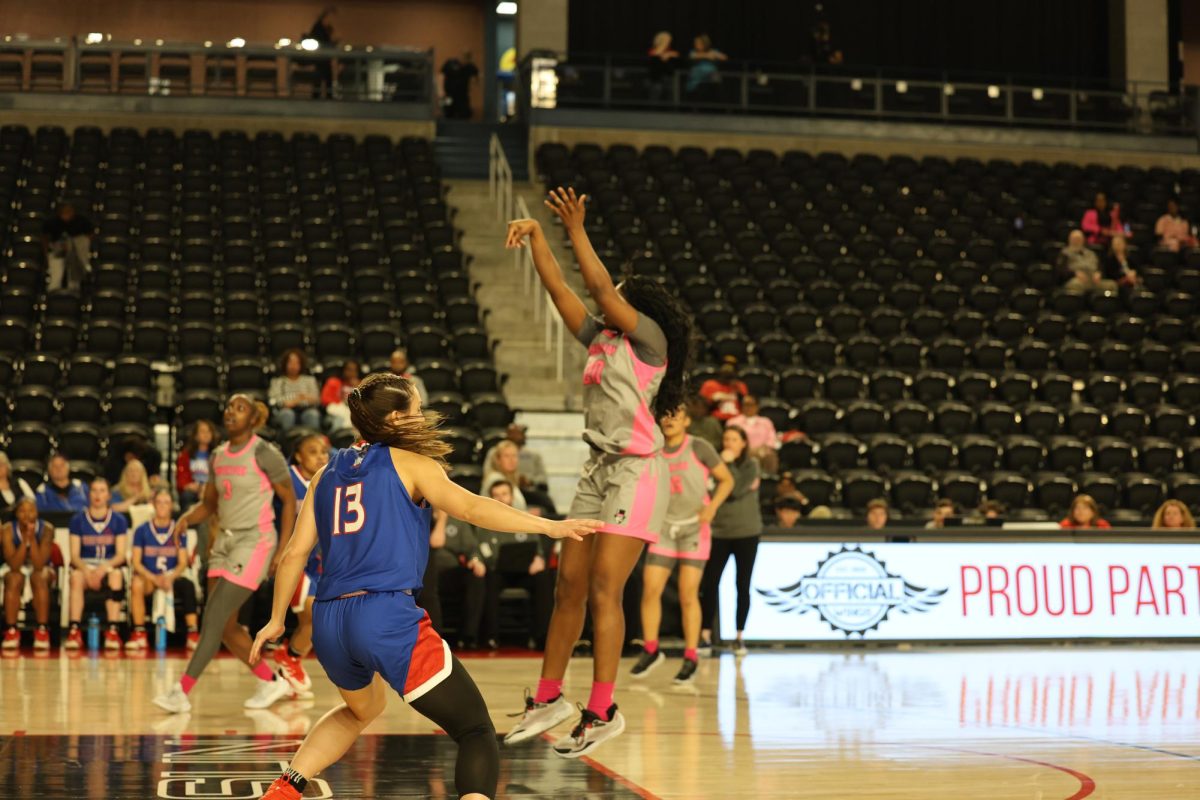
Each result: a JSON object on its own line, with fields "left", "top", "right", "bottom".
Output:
{"left": 490, "top": 134, "right": 565, "bottom": 382}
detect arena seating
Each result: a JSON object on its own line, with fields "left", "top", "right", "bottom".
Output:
{"left": 0, "top": 124, "right": 507, "bottom": 486}
{"left": 537, "top": 141, "right": 1200, "bottom": 521}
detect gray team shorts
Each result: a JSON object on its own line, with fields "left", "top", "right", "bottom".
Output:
{"left": 568, "top": 450, "right": 668, "bottom": 544}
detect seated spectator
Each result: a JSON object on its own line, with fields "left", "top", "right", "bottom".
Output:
{"left": 647, "top": 31, "right": 680, "bottom": 103}
{"left": 176, "top": 420, "right": 218, "bottom": 510}
{"left": 1081, "top": 191, "right": 1124, "bottom": 246}
{"left": 484, "top": 423, "right": 549, "bottom": 493}
{"left": 128, "top": 489, "right": 198, "bottom": 651}
{"left": 774, "top": 496, "right": 805, "bottom": 529}
{"left": 0, "top": 451, "right": 35, "bottom": 516}
{"left": 320, "top": 359, "right": 363, "bottom": 433}
{"left": 1102, "top": 235, "right": 1139, "bottom": 288}
{"left": 925, "top": 497, "right": 957, "bottom": 529}
{"left": 727, "top": 395, "right": 780, "bottom": 474}
{"left": 269, "top": 348, "right": 322, "bottom": 431}
{"left": 686, "top": 33, "right": 727, "bottom": 98}
{"left": 418, "top": 508, "right": 451, "bottom": 633}
{"left": 112, "top": 459, "right": 153, "bottom": 514}
{"left": 2, "top": 498, "right": 56, "bottom": 651}
{"left": 66, "top": 478, "right": 129, "bottom": 650}
{"left": 389, "top": 347, "right": 428, "bottom": 402}
{"left": 977, "top": 499, "right": 1007, "bottom": 522}
{"left": 700, "top": 357, "right": 748, "bottom": 422}
{"left": 483, "top": 440, "right": 560, "bottom": 515}
{"left": 102, "top": 433, "right": 164, "bottom": 488}
{"left": 1154, "top": 196, "right": 1196, "bottom": 252}
{"left": 1152, "top": 499, "right": 1195, "bottom": 529}
{"left": 866, "top": 498, "right": 889, "bottom": 530}
{"left": 686, "top": 394, "right": 724, "bottom": 451}
{"left": 1058, "top": 229, "right": 1116, "bottom": 292}
{"left": 35, "top": 453, "right": 88, "bottom": 513}
{"left": 41, "top": 202, "right": 92, "bottom": 292}
{"left": 774, "top": 472, "right": 805, "bottom": 504}
{"left": 1059, "top": 494, "right": 1111, "bottom": 530}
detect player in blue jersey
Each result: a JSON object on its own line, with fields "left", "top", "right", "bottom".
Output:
{"left": 66, "top": 478, "right": 129, "bottom": 651}
{"left": 250, "top": 372, "right": 601, "bottom": 800}
{"left": 128, "top": 489, "right": 199, "bottom": 651}
{"left": 274, "top": 433, "right": 330, "bottom": 695}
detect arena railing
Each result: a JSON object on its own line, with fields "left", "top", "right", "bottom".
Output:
{"left": 0, "top": 36, "right": 434, "bottom": 105}
{"left": 490, "top": 133, "right": 566, "bottom": 382}
{"left": 522, "top": 55, "right": 1200, "bottom": 139}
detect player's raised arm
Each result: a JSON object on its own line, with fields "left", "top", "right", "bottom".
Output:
{"left": 506, "top": 217, "right": 589, "bottom": 336}
{"left": 545, "top": 186, "right": 640, "bottom": 335}
{"left": 398, "top": 449, "right": 601, "bottom": 541}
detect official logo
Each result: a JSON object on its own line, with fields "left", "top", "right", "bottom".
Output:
{"left": 756, "top": 545, "right": 946, "bottom": 637}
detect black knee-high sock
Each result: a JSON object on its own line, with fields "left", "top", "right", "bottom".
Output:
{"left": 409, "top": 655, "right": 499, "bottom": 799}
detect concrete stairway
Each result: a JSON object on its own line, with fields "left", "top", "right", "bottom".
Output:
{"left": 446, "top": 177, "right": 586, "bottom": 413}
{"left": 434, "top": 120, "right": 528, "bottom": 180}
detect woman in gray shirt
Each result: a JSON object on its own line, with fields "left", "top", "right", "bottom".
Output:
{"left": 270, "top": 349, "right": 322, "bottom": 431}
{"left": 699, "top": 425, "right": 761, "bottom": 656}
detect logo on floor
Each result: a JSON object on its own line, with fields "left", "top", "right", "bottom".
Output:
{"left": 756, "top": 545, "right": 947, "bottom": 636}
{"left": 159, "top": 738, "right": 331, "bottom": 798}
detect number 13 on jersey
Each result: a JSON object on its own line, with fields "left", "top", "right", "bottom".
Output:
{"left": 332, "top": 483, "right": 366, "bottom": 535}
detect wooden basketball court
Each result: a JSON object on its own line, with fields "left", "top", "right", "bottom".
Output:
{"left": 2, "top": 644, "right": 1198, "bottom": 798}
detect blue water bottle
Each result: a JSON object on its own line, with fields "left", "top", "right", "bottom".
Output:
{"left": 86, "top": 614, "right": 100, "bottom": 651}
{"left": 156, "top": 617, "right": 167, "bottom": 652}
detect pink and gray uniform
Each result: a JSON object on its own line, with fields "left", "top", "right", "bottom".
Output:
{"left": 207, "top": 434, "right": 290, "bottom": 590}
{"left": 647, "top": 435, "right": 722, "bottom": 568}
{"left": 569, "top": 313, "right": 669, "bottom": 542}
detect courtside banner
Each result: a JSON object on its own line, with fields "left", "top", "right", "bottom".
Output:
{"left": 720, "top": 542, "right": 1200, "bottom": 641}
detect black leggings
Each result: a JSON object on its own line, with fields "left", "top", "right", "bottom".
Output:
{"left": 699, "top": 536, "right": 760, "bottom": 634}
{"left": 408, "top": 654, "right": 499, "bottom": 799}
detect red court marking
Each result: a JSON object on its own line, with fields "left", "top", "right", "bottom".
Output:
{"left": 224, "top": 729, "right": 238, "bottom": 735}
{"left": 12, "top": 730, "right": 25, "bottom": 736}
{"left": 922, "top": 745, "right": 1096, "bottom": 800}
{"left": 539, "top": 733, "right": 662, "bottom": 800}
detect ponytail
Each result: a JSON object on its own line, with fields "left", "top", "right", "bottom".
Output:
{"left": 252, "top": 401, "right": 270, "bottom": 431}
{"left": 347, "top": 372, "right": 452, "bottom": 466}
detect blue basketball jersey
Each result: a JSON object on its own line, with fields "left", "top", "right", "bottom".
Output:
{"left": 291, "top": 464, "right": 323, "bottom": 578}
{"left": 312, "top": 443, "right": 431, "bottom": 601}
{"left": 133, "top": 521, "right": 185, "bottom": 574}
{"left": 68, "top": 509, "right": 129, "bottom": 561}
{"left": 10, "top": 519, "right": 51, "bottom": 549}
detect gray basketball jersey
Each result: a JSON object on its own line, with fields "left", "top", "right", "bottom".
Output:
{"left": 211, "top": 435, "right": 288, "bottom": 533}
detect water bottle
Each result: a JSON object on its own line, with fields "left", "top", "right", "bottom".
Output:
{"left": 86, "top": 614, "right": 100, "bottom": 651}
{"left": 156, "top": 616, "right": 167, "bottom": 652}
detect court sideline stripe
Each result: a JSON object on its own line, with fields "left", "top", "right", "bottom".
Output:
{"left": 539, "top": 733, "right": 663, "bottom": 800}
{"left": 921, "top": 745, "right": 1096, "bottom": 800}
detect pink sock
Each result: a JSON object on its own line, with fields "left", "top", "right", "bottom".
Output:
{"left": 534, "top": 678, "right": 563, "bottom": 704}
{"left": 643, "top": 640, "right": 658, "bottom": 654}
{"left": 251, "top": 661, "right": 275, "bottom": 682}
{"left": 587, "top": 681, "right": 615, "bottom": 718}
{"left": 684, "top": 648, "right": 698, "bottom": 662}
{"left": 180, "top": 675, "right": 197, "bottom": 695}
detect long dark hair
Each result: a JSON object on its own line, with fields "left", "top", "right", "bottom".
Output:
{"left": 724, "top": 424, "right": 749, "bottom": 464}
{"left": 620, "top": 274, "right": 695, "bottom": 419}
{"left": 347, "top": 372, "right": 452, "bottom": 465}
{"left": 183, "top": 419, "right": 219, "bottom": 455}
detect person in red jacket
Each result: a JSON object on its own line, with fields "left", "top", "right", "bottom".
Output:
{"left": 320, "top": 360, "right": 362, "bottom": 433}
{"left": 176, "top": 420, "right": 219, "bottom": 509}
{"left": 1059, "top": 494, "right": 1111, "bottom": 530}
{"left": 699, "top": 357, "right": 749, "bottom": 422}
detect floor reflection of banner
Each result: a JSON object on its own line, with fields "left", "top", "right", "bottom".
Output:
{"left": 717, "top": 542, "right": 1200, "bottom": 641}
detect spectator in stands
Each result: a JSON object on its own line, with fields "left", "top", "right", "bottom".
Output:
{"left": 176, "top": 420, "right": 218, "bottom": 510}
{"left": 128, "top": 489, "right": 199, "bottom": 651}
{"left": 66, "top": 477, "right": 129, "bottom": 650}
{"left": 866, "top": 498, "right": 889, "bottom": 530}
{"left": 112, "top": 459, "right": 153, "bottom": 514}
{"left": 925, "top": 498, "right": 957, "bottom": 529}
{"left": 774, "top": 473, "right": 808, "bottom": 507}
{"left": 419, "top": 509, "right": 450, "bottom": 633}
{"left": 504, "top": 423, "right": 549, "bottom": 491}
{"left": 0, "top": 451, "right": 35, "bottom": 516}
{"left": 102, "top": 433, "right": 164, "bottom": 488}
{"left": 440, "top": 51, "right": 479, "bottom": 119}
{"left": 41, "top": 202, "right": 92, "bottom": 292}
{"left": 977, "top": 499, "right": 1007, "bottom": 521}
{"left": 1151, "top": 499, "right": 1195, "bottom": 529}
{"left": 686, "top": 394, "right": 723, "bottom": 450}
{"left": 700, "top": 357, "right": 748, "bottom": 422}
{"left": 1059, "top": 494, "right": 1111, "bottom": 530}
{"left": 35, "top": 453, "right": 87, "bottom": 513}
{"left": 1154, "top": 197, "right": 1196, "bottom": 252}
{"left": 270, "top": 348, "right": 322, "bottom": 431}
{"left": 699, "top": 425, "right": 761, "bottom": 657}
{"left": 389, "top": 347, "right": 428, "bottom": 402}
{"left": 440, "top": 512, "right": 487, "bottom": 649}
{"left": 774, "top": 496, "right": 805, "bottom": 529}
{"left": 320, "top": 359, "right": 362, "bottom": 433}
{"left": 686, "top": 34, "right": 727, "bottom": 99}
{"left": 1103, "top": 235, "right": 1139, "bottom": 288}
{"left": 483, "top": 440, "right": 559, "bottom": 516}
{"left": 1059, "top": 229, "right": 1115, "bottom": 292}
{"left": 812, "top": 19, "right": 844, "bottom": 65}
{"left": 2, "top": 498, "right": 55, "bottom": 651}
{"left": 647, "top": 31, "right": 680, "bottom": 103}
{"left": 305, "top": 6, "right": 338, "bottom": 98}
{"left": 727, "top": 395, "right": 779, "bottom": 474}
{"left": 1081, "top": 191, "right": 1124, "bottom": 246}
